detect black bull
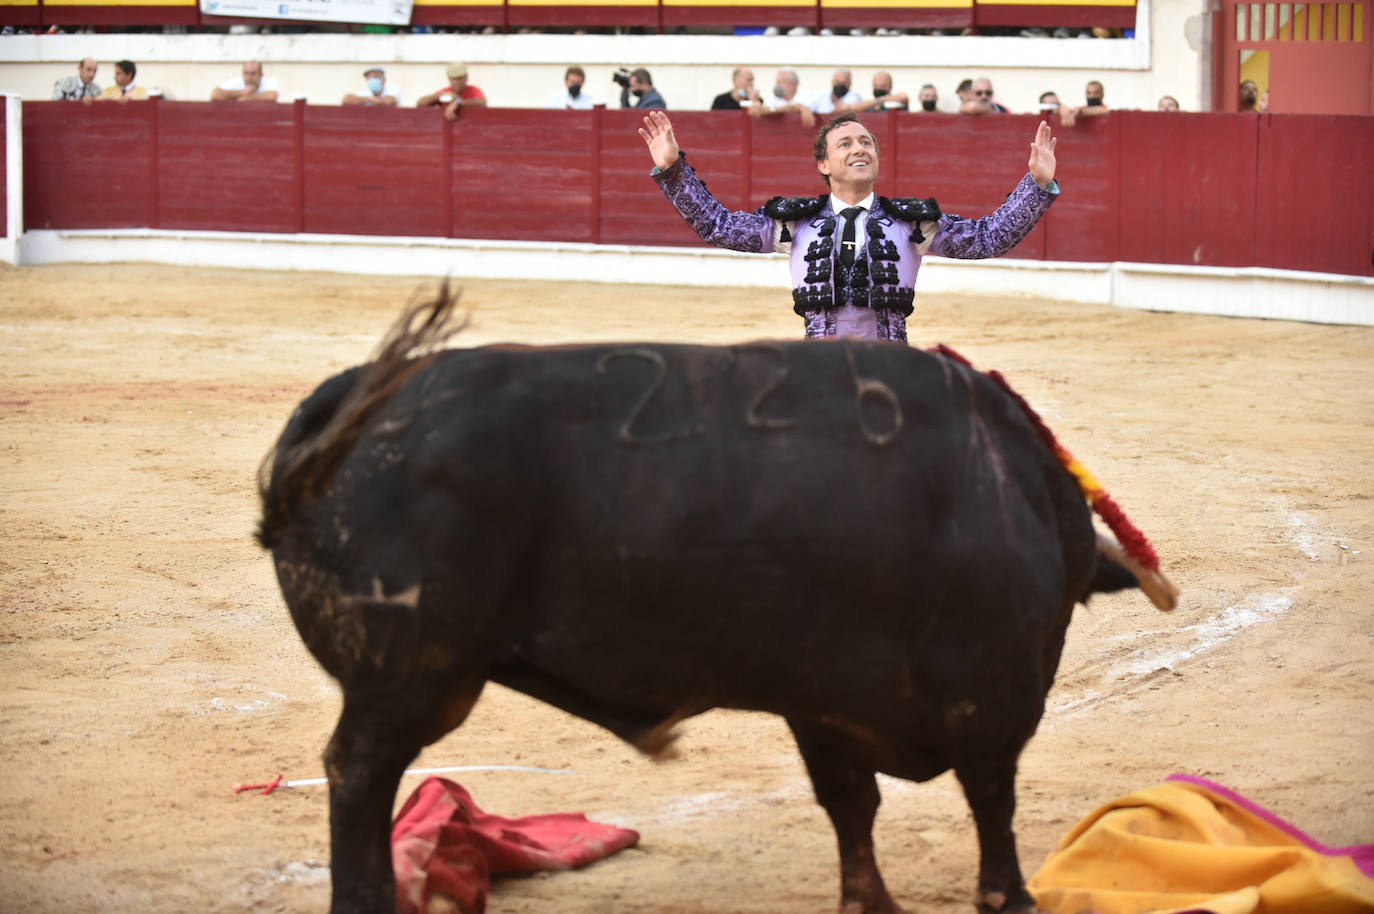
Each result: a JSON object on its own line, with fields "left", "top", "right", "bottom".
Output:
{"left": 257, "top": 293, "right": 1143, "bottom": 914}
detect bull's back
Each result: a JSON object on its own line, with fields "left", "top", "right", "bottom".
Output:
{"left": 278, "top": 341, "right": 1087, "bottom": 724}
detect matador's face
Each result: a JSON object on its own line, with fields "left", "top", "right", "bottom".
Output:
{"left": 817, "top": 122, "right": 879, "bottom": 190}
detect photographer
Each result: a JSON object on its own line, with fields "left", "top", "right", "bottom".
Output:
{"left": 615, "top": 67, "right": 666, "bottom": 110}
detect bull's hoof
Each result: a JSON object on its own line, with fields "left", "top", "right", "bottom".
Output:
{"left": 973, "top": 888, "right": 1047, "bottom": 914}
{"left": 840, "top": 897, "right": 909, "bottom": 914}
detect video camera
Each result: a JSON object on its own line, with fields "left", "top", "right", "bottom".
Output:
{"left": 612, "top": 68, "right": 632, "bottom": 89}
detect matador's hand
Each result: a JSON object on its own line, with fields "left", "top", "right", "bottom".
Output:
{"left": 1028, "top": 120, "right": 1058, "bottom": 189}
{"left": 638, "top": 110, "right": 680, "bottom": 172}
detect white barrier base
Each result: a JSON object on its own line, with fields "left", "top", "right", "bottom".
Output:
{"left": 15, "top": 228, "right": 1374, "bottom": 327}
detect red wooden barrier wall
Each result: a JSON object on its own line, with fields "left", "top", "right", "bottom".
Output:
{"left": 18, "top": 101, "right": 1374, "bottom": 278}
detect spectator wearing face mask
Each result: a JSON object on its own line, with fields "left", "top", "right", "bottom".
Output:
{"left": 855, "top": 72, "right": 910, "bottom": 112}
{"left": 344, "top": 67, "right": 401, "bottom": 107}
{"left": 548, "top": 66, "right": 596, "bottom": 110}
{"left": 759, "top": 68, "right": 817, "bottom": 128}
{"left": 618, "top": 68, "right": 666, "bottom": 110}
{"left": 711, "top": 67, "right": 763, "bottom": 111}
{"left": 1060, "top": 80, "right": 1110, "bottom": 126}
{"left": 417, "top": 63, "right": 486, "bottom": 121}
{"left": 814, "top": 69, "right": 864, "bottom": 114}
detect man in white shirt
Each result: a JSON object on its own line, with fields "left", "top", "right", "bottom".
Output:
{"left": 760, "top": 68, "right": 816, "bottom": 127}
{"left": 211, "top": 61, "right": 279, "bottom": 103}
{"left": 548, "top": 66, "right": 597, "bottom": 110}
{"left": 344, "top": 67, "right": 401, "bottom": 107}
{"left": 813, "top": 69, "right": 864, "bottom": 115}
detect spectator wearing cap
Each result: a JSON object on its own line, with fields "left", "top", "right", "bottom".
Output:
{"left": 344, "top": 67, "right": 401, "bottom": 107}
{"left": 97, "top": 60, "right": 149, "bottom": 103}
{"left": 417, "top": 63, "right": 487, "bottom": 121}
{"left": 52, "top": 57, "right": 100, "bottom": 103}
{"left": 211, "top": 60, "right": 279, "bottom": 103}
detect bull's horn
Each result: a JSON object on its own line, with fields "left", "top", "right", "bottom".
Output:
{"left": 1096, "top": 532, "right": 1180, "bottom": 612}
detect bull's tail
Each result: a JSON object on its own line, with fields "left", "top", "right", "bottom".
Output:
{"left": 255, "top": 281, "right": 467, "bottom": 551}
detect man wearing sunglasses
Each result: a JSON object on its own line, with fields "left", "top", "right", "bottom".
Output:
{"left": 960, "top": 77, "right": 1009, "bottom": 115}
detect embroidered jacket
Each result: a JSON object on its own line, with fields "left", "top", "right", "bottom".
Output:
{"left": 651, "top": 154, "right": 1058, "bottom": 343}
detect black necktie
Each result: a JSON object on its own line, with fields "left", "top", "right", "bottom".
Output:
{"left": 839, "top": 206, "right": 863, "bottom": 266}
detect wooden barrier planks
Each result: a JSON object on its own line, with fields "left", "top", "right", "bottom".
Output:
{"left": 157, "top": 101, "right": 299, "bottom": 233}
{"left": 16, "top": 103, "right": 1373, "bottom": 278}
{"left": 22, "top": 100, "right": 155, "bottom": 230}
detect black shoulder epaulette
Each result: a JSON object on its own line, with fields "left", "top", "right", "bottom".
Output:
{"left": 878, "top": 196, "right": 943, "bottom": 244}
{"left": 764, "top": 195, "right": 826, "bottom": 222}
{"left": 764, "top": 195, "right": 826, "bottom": 244}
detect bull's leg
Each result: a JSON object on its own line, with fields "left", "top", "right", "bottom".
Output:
{"left": 953, "top": 759, "right": 1043, "bottom": 914}
{"left": 324, "top": 680, "right": 483, "bottom": 914}
{"left": 788, "top": 720, "right": 907, "bottom": 914}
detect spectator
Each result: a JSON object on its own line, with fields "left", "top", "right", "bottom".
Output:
{"left": 915, "top": 84, "right": 939, "bottom": 112}
{"left": 1157, "top": 95, "right": 1181, "bottom": 111}
{"left": 417, "top": 63, "right": 487, "bottom": 120}
{"left": 344, "top": 67, "right": 401, "bottom": 107}
{"left": 52, "top": 57, "right": 100, "bottom": 103}
{"left": 619, "top": 68, "right": 666, "bottom": 110}
{"left": 1238, "top": 79, "right": 1261, "bottom": 112}
{"left": 960, "top": 78, "right": 1008, "bottom": 114}
{"left": 855, "top": 71, "right": 909, "bottom": 112}
{"left": 547, "top": 65, "right": 595, "bottom": 110}
{"left": 211, "top": 61, "right": 279, "bottom": 103}
{"left": 814, "top": 68, "right": 864, "bottom": 114}
{"left": 954, "top": 78, "right": 973, "bottom": 108}
{"left": 1056, "top": 80, "right": 1110, "bottom": 126}
{"left": 711, "top": 67, "right": 762, "bottom": 110}
{"left": 761, "top": 67, "right": 817, "bottom": 127}
{"left": 1037, "top": 90, "right": 1075, "bottom": 123}
{"left": 97, "top": 60, "right": 149, "bottom": 103}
